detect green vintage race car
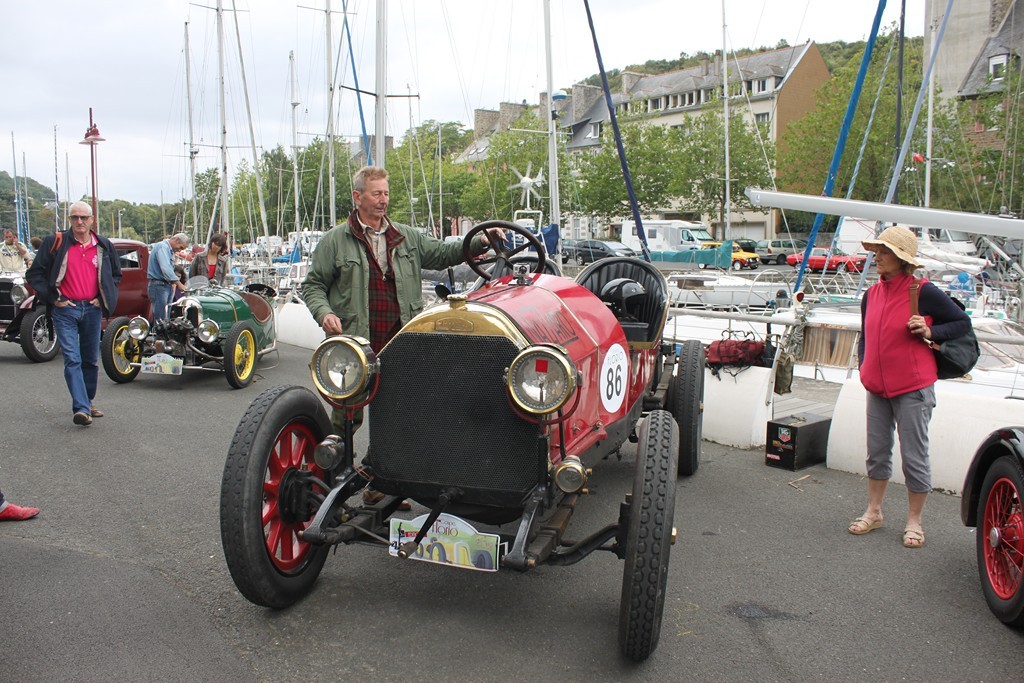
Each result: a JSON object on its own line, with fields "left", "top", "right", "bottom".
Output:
{"left": 101, "top": 277, "right": 277, "bottom": 389}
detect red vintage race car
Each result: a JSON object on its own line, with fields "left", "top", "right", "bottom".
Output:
{"left": 219, "top": 221, "right": 705, "bottom": 662}
{"left": 787, "top": 247, "right": 867, "bottom": 273}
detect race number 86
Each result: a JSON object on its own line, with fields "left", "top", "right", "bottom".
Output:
{"left": 599, "top": 343, "right": 628, "bottom": 413}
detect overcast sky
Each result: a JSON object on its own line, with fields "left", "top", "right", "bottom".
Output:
{"left": 0, "top": 0, "right": 924, "bottom": 207}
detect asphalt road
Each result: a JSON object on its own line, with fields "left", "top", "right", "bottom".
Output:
{"left": 1, "top": 340, "right": 1022, "bottom": 682}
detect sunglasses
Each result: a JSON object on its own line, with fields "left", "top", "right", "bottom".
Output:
{"left": 70, "top": 215, "right": 92, "bottom": 221}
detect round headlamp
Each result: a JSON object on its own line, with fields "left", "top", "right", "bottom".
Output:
{"left": 10, "top": 282, "right": 28, "bottom": 305}
{"left": 128, "top": 317, "right": 150, "bottom": 340}
{"left": 507, "top": 345, "right": 577, "bottom": 415}
{"left": 553, "top": 455, "right": 589, "bottom": 493}
{"left": 197, "top": 319, "right": 220, "bottom": 343}
{"left": 310, "top": 336, "right": 378, "bottom": 401}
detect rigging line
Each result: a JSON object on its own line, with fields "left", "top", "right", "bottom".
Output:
{"left": 582, "top": 0, "right": 650, "bottom": 263}
{"left": 855, "top": 0, "right": 956, "bottom": 293}
{"left": 794, "top": 0, "right": 888, "bottom": 294}
{"left": 439, "top": 0, "right": 475, "bottom": 129}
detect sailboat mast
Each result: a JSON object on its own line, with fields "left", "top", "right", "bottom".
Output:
{"left": 326, "top": 0, "right": 337, "bottom": 228}
{"left": 185, "top": 22, "right": 200, "bottom": 243}
{"left": 230, "top": 0, "right": 271, "bottom": 245}
{"left": 924, "top": 0, "right": 936, "bottom": 207}
{"left": 217, "top": 0, "right": 230, "bottom": 239}
{"left": 52, "top": 126, "right": 60, "bottom": 232}
{"left": 11, "top": 134, "right": 23, "bottom": 242}
{"left": 374, "top": 0, "right": 387, "bottom": 169}
{"left": 543, "top": 0, "right": 561, "bottom": 258}
{"left": 290, "top": 50, "right": 302, "bottom": 232}
{"left": 721, "top": 0, "right": 731, "bottom": 242}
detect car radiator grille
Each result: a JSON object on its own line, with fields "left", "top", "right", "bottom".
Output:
{"left": 368, "top": 332, "right": 543, "bottom": 503}
{"left": 0, "top": 281, "right": 15, "bottom": 323}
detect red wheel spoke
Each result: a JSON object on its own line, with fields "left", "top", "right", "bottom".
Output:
{"left": 259, "top": 420, "right": 324, "bottom": 573}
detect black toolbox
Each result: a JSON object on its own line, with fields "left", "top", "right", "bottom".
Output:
{"left": 765, "top": 413, "right": 831, "bottom": 471}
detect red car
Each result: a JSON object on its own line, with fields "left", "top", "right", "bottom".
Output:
{"left": 219, "top": 221, "right": 705, "bottom": 662}
{"left": 787, "top": 247, "right": 867, "bottom": 273}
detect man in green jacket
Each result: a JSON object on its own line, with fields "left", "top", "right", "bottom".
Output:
{"left": 302, "top": 166, "right": 504, "bottom": 490}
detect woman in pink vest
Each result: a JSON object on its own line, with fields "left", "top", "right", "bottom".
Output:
{"left": 847, "top": 226, "right": 970, "bottom": 548}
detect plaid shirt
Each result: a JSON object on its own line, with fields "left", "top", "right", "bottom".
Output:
{"left": 352, "top": 216, "right": 403, "bottom": 352}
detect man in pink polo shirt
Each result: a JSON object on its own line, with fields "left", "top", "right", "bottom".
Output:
{"left": 26, "top": 201, "right": 122, "bottom": 426}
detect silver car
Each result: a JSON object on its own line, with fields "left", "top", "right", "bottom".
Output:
{"left": 755, "top": 238, "right": 808, "bottom": 265}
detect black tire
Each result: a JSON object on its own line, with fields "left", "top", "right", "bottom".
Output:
{"left": 697, "top": 262, "right": 707, "bottom": 270}
{"left": 836, "top": 263, "right": 849, "bottom": 273}
{"left": 670, "top": 340, "right": 704, "bottom": 476}
{"left": 619, "top": 410, "right": 678, "bottom": 662}
{"left": 976, "top": 455, "right": 1024, "bottom": 627}
{"left": 776, "top": 254, "right": 786, "bottom": 265}
{"left": 19, "top": 307, "right": 58, "bottom": 362}
{"left": 100, "top": 316, "right": 141, "bottom": 382}
{"left": 224, "top": 320, "right": 257, "bottom": 389}
{"left": 731, "top": 260, "right": 742, "bottom": 271}
{"left": 220, "top": 384, "right": 333, "bottom": 608}
{"left": 575, "top": 254, "right": 585, "bottom": 266}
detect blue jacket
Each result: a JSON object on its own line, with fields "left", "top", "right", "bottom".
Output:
{"left": 26, "top": 230, "right": 122, "bottom": 316}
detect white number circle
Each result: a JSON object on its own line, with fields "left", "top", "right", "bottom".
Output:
{"left": 599, "top": 343, "right": 628, "bottom": 413}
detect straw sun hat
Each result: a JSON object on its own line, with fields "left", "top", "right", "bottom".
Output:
{"left": 862, "top": 225, "right": 920, "bottom": 268}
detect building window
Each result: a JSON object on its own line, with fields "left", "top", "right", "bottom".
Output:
{"left": 755, "top": 78, "right": 768, "bottom": 93}
{"left": 989, "top": 54, "right": 1009, "bottom": 80}
{"left": 649, "top": 98, "right": 662, "bottom": 111}
{"left": 755, "top": 112, "right": 770, "bottom": 125}
{"left": 585, "top": 122, "right": 602, "bottom": 139}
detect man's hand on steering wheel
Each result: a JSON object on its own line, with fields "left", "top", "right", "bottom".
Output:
{"left": 462, "top": 220, "right": 546, "bottom": 281}
{"left": 480, "top": 227, "right": 507, "bottom": 248}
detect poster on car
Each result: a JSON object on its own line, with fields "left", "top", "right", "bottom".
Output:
{"left": 389, "top": 513, "right": 500, "bottom": 572}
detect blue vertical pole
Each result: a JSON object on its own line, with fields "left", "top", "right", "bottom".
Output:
{"left": 794, "top": 0, "right": 887, "bottom": 293}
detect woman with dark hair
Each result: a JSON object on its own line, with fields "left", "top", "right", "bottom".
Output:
{"left": 189, "top": 233, "right": 229, "bottom": 285}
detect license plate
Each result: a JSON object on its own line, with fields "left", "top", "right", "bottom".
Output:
{"left": 141, "top": 353, "right": 183, "bottom": 375}
{"left": 389, "top": 513, "right": 500, "bottom": 572}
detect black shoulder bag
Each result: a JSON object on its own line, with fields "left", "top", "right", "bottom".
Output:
{"left": 909, "top": 280, "right": 980, "bottom": 379}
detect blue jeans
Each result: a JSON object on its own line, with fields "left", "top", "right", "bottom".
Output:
{"left": 51, "top": 302, "right": 102, "bottom": 415}
{"left": 148, "top": 281, "right": 173, "bottom": 321}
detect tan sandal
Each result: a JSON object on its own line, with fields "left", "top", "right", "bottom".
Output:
{"left": 902, "top": 528, "right": 925, "bottom": 548}
{"left": 848, "top": 516, "right": 883, "bottom": 535}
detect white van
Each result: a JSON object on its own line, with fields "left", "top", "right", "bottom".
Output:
{"left": 836, "top": 217, "right": 978, "bottom": 257}
{"left": 620, "top": 220, "right": 714, "bottom": 253}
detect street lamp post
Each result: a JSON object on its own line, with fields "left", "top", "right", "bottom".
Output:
{"left": 79, "top": 108, "right": 105, "bottom": 230}
{"left": 117, "top": 208, "right": 125, "bottom": 239}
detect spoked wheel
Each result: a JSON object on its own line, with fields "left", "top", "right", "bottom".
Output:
{"left": 220, "top": 385, "right": 334, "bottom": 608}
{"left": 619, "top": 410, "right": 678, "bottom": 662}
{"left": 224, "top": 320, "right": 257, "bottom": 388}
{"left": 976, "top": 456, "right": 1024, "bottom": 627}
{"left": 101, "top": 316, "right": 142, "bottom": 382}
{"left": 19, "top": 307, "right": 58, "bottom": 362}
{"left": 670, "top": 340, "right": 704, "bottom": 476}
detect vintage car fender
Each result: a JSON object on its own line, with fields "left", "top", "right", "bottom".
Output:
{"left": 961, "top": 427, "right": 1024, "bottom": 527}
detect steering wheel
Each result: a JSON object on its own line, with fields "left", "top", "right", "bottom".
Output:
{"left": 463, "top": 220, "right": 547, "bottom": 281}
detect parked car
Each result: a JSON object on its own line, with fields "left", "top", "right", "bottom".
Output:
{"left": 733, "top": 238, "right": 761, "bottom": 254}
{"left": 0, "top": 238, "right": 151, "bottom": 363}
{"left": 960, "top": 427, "right": 1024, "bottom": 627}
{"left": 756, "top": 238, "right": 809, "bottom": 265}
{"left": 696, "top": 241, "right": 760, "bottom": 271}
{"left": 787, "top": 247, "right": 867, "bottom": 273}
{"left": 571, "top": 239, "right": 637, "bottom": 265}
{"left": 101, "top": 276, "right": 276, "bottom": 389}
{"left": 218, "top": 221, "right": 705, "bottom": 662}
{"left": 560, "top": 238, "right": 580, "bottom": 262}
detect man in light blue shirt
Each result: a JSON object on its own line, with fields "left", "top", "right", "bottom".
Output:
{"left": 147, "top": 232, "right": 190, "bottom": 321}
